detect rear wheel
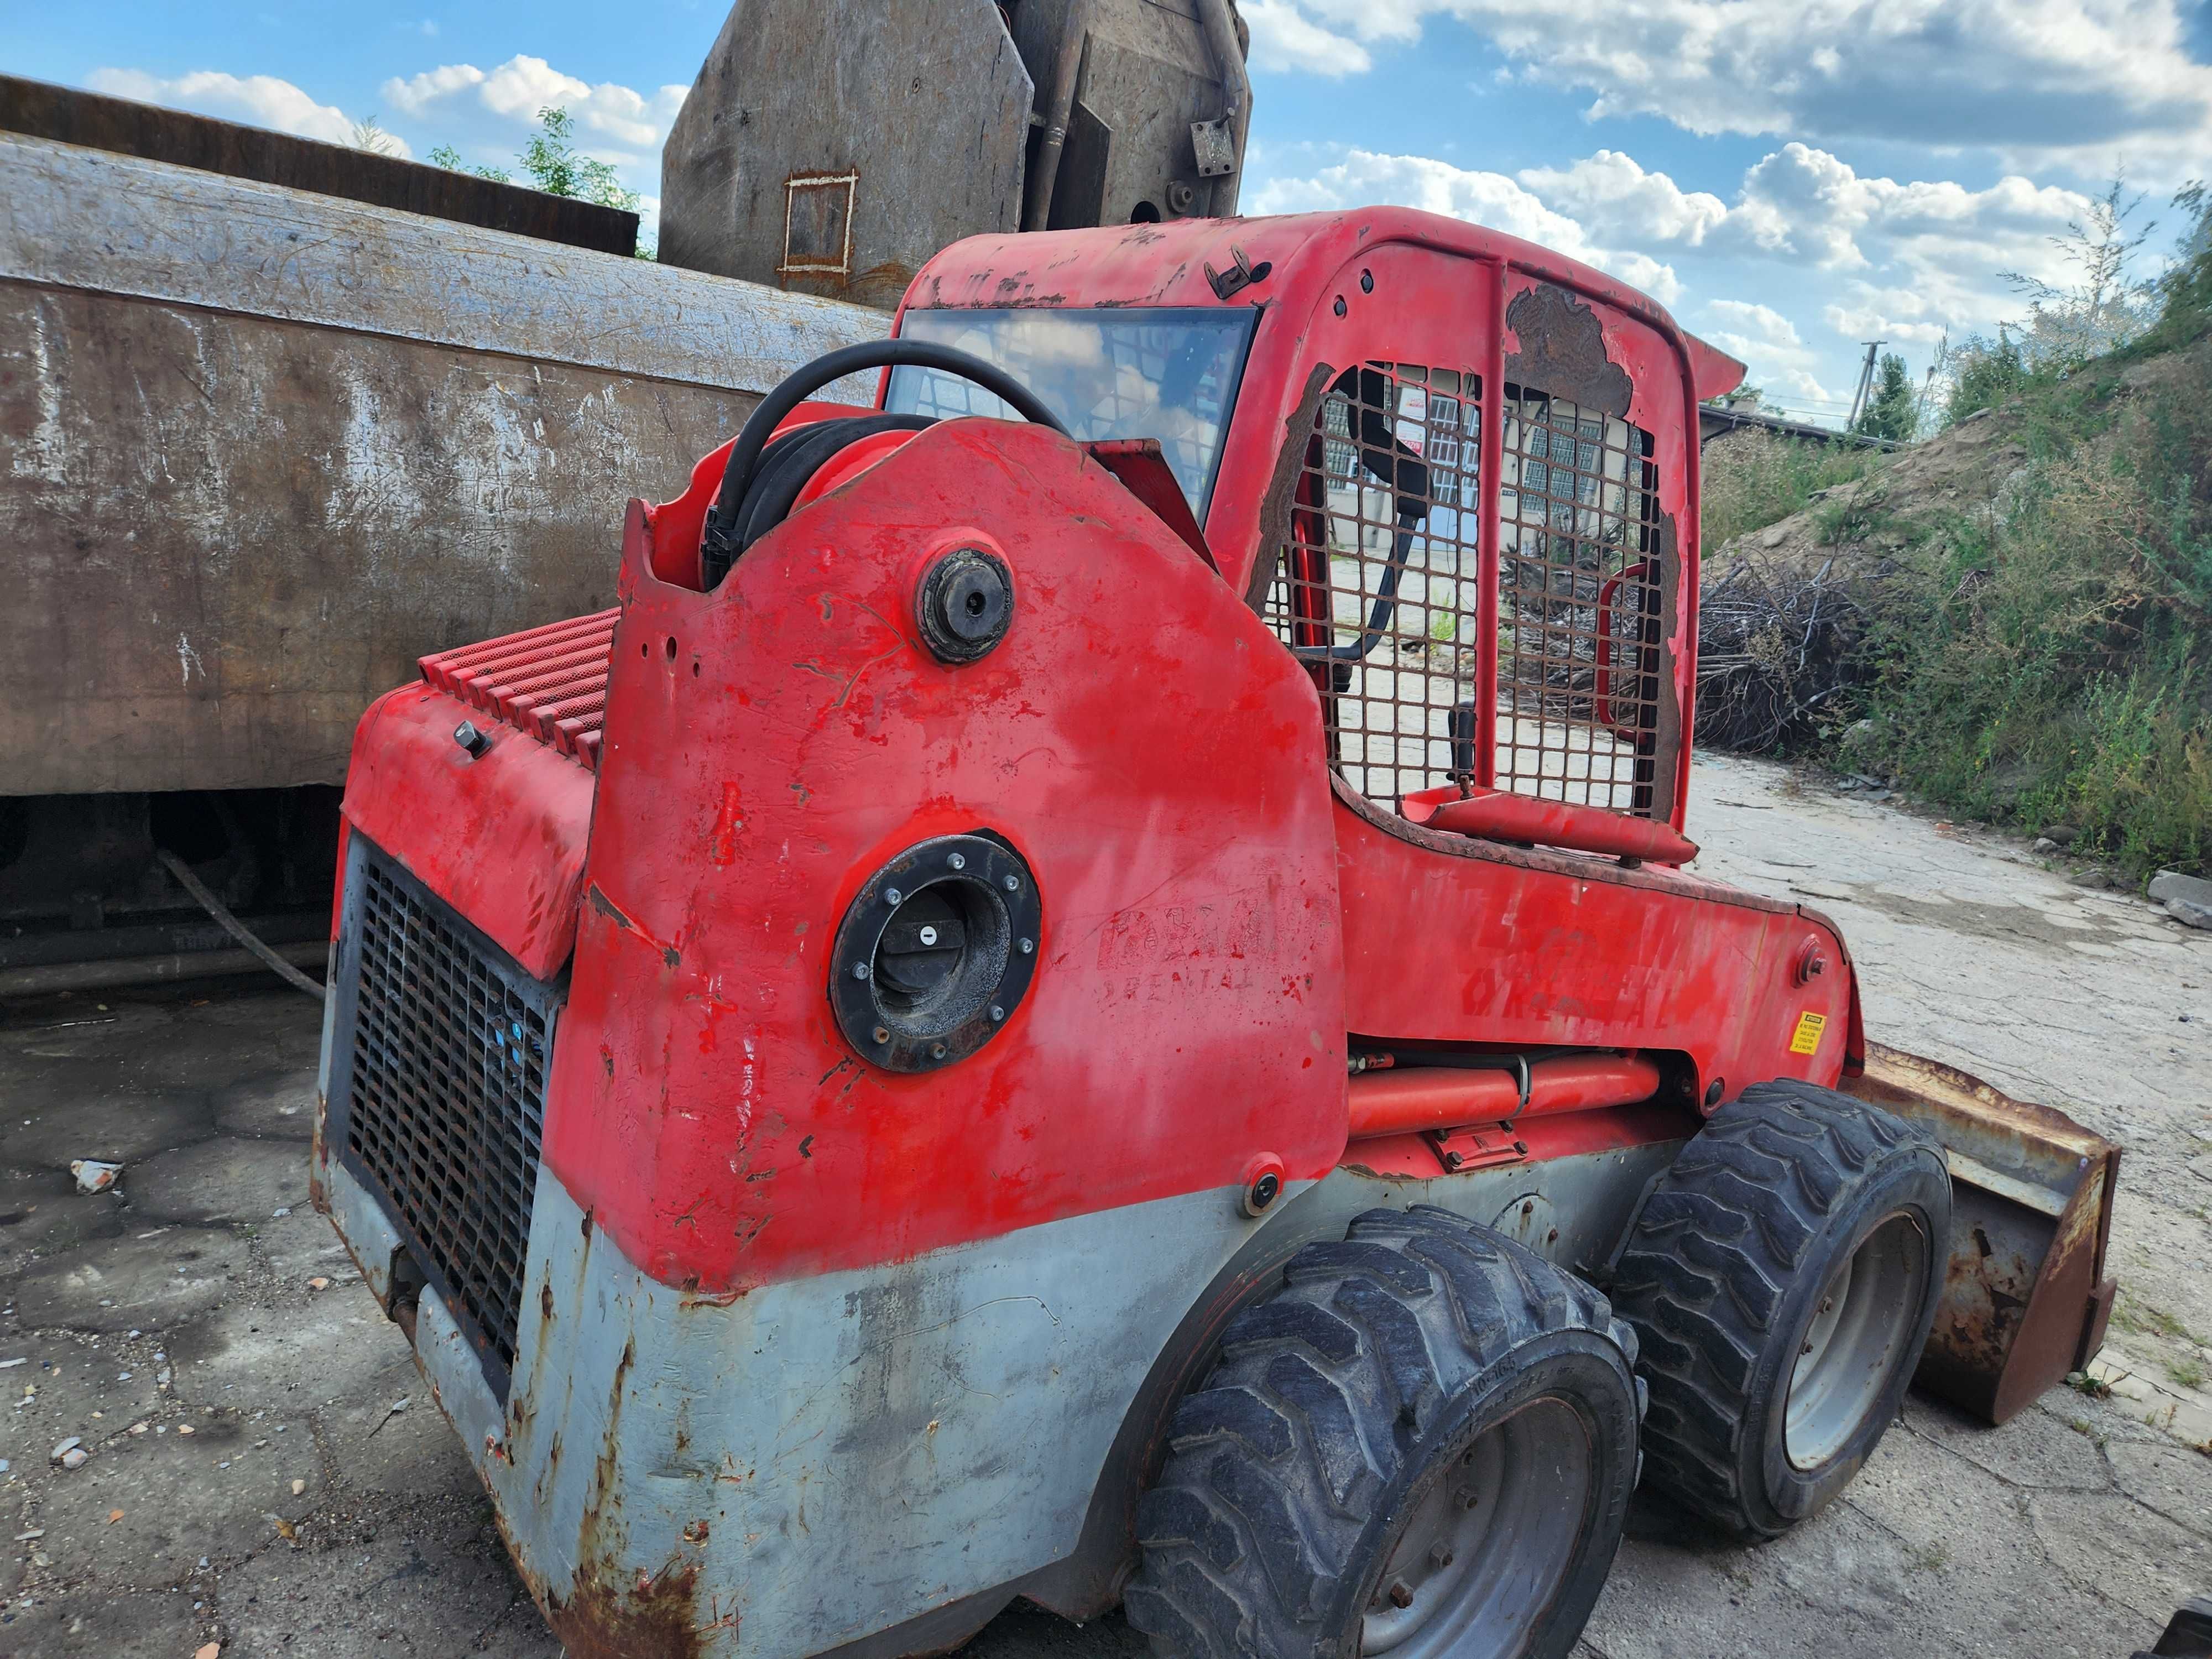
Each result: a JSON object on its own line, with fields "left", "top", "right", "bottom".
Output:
{"left": 1611, "top": 1080, "right": 1948, "bottom": 1539}
{"left": 1125, "top": 1206, "right": 1641, "bottom": 1659}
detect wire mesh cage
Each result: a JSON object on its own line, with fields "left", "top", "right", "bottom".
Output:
{"left": 1265, "top": 362, "right": 1665, "bottom": 817}
{"left": 1497, "top": 388, "right": 1663, "bottom": 814}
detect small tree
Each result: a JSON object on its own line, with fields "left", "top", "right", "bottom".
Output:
{"left": 426, "top": 107, "right": 651, "bottom": 256}
{"left": 2000, "top": 174, "right": 2158, "bottom": 365}
{"left": 518, "top": 106, "right": 640, "bottom": 215}
{"left": 1853, "top": 352, "right": 1918, "bottom": 442}
{"left": 427, "top": 142, "right": 511, "bottom": 184}
{"left": 350, "top": 117, "right": 401, "bottom": 156}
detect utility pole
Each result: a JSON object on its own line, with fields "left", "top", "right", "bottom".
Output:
{"left": 1846, "top": 340, "right": 1885, "bottom": 430}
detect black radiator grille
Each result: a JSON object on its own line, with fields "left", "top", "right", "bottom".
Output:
{"left": 341, "top": 847, "right": 551, "bottom": 1394}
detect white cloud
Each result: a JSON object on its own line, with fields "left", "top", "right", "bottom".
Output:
{"left": 1247, "top": 0, "right": 2212, "bottom": 175}
{"left": 1250, "top": 148, "right": 1685, "bottom": 302}
{"left": 1700, "top": 300, "right": 1839, "bottom": 403}
{"left": 1704, "top": 300, "right": 1802, "bottom": 351}
{"left": 1519, "top": 151, "right": 1735, "bottom": 249}
{"left": 382, "top": 54, "right": 686, "bottom": 153}
{"left": 1249, "top": 137, "right": 2115, "bottom": 418}
{"left": 86, "top": 68, "right": 407, "bottom": 156}
{"left": 384, "top": 63, "right": 484, "bottom": 114}
{"left": 1243, "top": 0, "right": 1373, "bottom": 76}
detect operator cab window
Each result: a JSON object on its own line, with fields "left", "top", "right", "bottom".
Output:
{"left": 886, "top": 307, "right": 1257, "bottom": 517}
{"left": 1264, "top": 364, "right": 1665, "bottom": 818}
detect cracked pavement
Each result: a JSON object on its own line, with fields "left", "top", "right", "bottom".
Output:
{"left": 0, "top": 753, "right": 2205, "bottom": 1658}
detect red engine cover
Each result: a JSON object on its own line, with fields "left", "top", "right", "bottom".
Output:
{"left": 542, "top": 419, "right": 1352, "bottom": 1293}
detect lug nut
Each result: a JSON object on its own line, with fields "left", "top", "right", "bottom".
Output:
{"left": 1428, "top": 1543, "right": 1454, "bottom": 1570}
{"left": 1387, "top": 1580, "right": 1413, "bottom": 1609}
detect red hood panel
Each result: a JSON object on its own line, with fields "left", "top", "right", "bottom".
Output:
{"left": 341, "top": 681, "right": 596, "bottom": 981}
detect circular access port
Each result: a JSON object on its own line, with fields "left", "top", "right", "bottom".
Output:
{"left": 830, "top": 833, "right": 1041, "bottom": 1072}
{"left": 916, "top": 547, "right": 1013, "bottom": 664}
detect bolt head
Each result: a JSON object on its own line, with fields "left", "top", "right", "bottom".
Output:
{"left": 1428, "top": 1542, "right": 1453, "bottom": 1570}
{"left": 852, "top": 963, "right": 871, "bottom": 980}
{"left": 885, "top": 888, "right": 902, "bottom": 906}
{"left": 1387, "top": 1580, "right": 1414, "bottom": 1609}
{"left": 947, "top": 852, "right": 966, "bottom": 870}
{"left": 1002, "top": 874, "right": 1019, "bottom": 891}
{"left": 989, "top": 1005, "right": 1005, "bottom": 1022}
{"left": 1019, "top": 937, "right": 1034, "bottom": 954}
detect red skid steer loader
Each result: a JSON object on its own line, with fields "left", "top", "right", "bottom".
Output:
{"left": 314, "top": 207, "right": 2121, "bottom": 1658}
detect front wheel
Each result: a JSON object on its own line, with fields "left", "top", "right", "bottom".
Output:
{"left": 1611, "top": 1080, "right": 1949, "bottom": 1539}
{"left": 1125, "top": 1206, "right": 1642, "bottom": 1659}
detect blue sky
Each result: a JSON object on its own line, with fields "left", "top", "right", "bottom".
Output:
{"left": 7, "top": 1, "right": 2208, "bottom": 424}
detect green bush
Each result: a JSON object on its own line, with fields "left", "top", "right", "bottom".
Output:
{"left": 1699, "top": 429, "right": 1881, "bottom": 550}
{"left": 1844, "top": 346, "right": 2212, "bottom": 877}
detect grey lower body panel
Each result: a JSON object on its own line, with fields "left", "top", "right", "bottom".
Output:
{"left": 319, "top": 1152, "right": 1274, "bottom": 1657}
{"left": 315, "top": 1113, "right": 1686, "bottom": 1657}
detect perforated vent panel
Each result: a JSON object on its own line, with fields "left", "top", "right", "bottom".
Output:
{"left": 333, "top": 839, "right": 554, "bottom": 1398}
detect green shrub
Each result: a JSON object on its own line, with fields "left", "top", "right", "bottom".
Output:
{"left": 1844, "top": 349, "right": 2212, "bottom": 877}
{"left": 1699, "top": 429, "right": 1880, "bottom": 550}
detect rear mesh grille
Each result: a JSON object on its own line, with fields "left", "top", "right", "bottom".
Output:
{"left": 339, "top": 842, "right": 552, "bottom": 1396}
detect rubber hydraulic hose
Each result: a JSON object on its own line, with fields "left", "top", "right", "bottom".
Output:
{"left": 704, "top": 341, "right": 1070, "bottom": 575}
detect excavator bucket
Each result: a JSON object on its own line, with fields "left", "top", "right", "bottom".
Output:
{"left": 1844, "top": 1043, "right": 2120, "bottom": 1425}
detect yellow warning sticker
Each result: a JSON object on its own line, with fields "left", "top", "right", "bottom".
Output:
{"left": 1790, "top": 1011, "right": 1828, "bottom": 1056}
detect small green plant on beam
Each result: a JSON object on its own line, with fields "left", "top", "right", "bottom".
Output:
{"left": 350, "top": 117, "right": 401, "bottom": 156}
{"left": 2172, "top": 1357, "right": 2208, "bottom": 1391}
{"left": 519, "top": 106, "right": 641, "bottom": 216}
{"left": 427, "top": 142, "right": 510, "bottom": 184}
{"left": 429, "top": 108, "right": 654, "bottom": 257}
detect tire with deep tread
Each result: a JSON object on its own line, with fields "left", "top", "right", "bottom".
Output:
{"left": 1610, "top": 1079, "right": 1949, "bottom": 1540}
{"left": 1125, "top": 1206, "right": 1641, "bottom": 1659}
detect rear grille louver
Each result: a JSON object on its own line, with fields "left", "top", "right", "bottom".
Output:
{"left": 331, "top": 838, "right": 556, "bottom": 1399}
{"left": 419, "top": 608, "right": 618, "bottom": 770}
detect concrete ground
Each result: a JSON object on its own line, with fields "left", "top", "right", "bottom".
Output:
{"left": 0, "top": 753, "right": 2205, "bottom": 1659}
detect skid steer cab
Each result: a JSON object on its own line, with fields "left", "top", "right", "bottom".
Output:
{"left": 314, "top": 208, "right": 2120, "bottom": 1659}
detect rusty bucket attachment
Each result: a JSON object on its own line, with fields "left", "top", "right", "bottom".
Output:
{"left": 1844, "top": 1043, "right": 2119, "bottom": 1425}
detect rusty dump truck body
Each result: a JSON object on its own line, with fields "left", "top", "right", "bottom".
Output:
{"left": 0, "top": 114, "right": 885, "bottom": 799}
{"left": 312, "top": 208, "right": 2119, "bottom": 1657}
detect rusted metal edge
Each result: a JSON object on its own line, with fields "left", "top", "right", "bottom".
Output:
{"left": 0, "top": 132, "right": 888, "bottom": 398}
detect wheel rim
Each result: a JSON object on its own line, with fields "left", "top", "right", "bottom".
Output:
{"left": 1786, "top": 1209, "right": 1927, "bottom": 1470}
{"left": 1359, "top": 1396, "right": 1594, "bottom": 1658}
